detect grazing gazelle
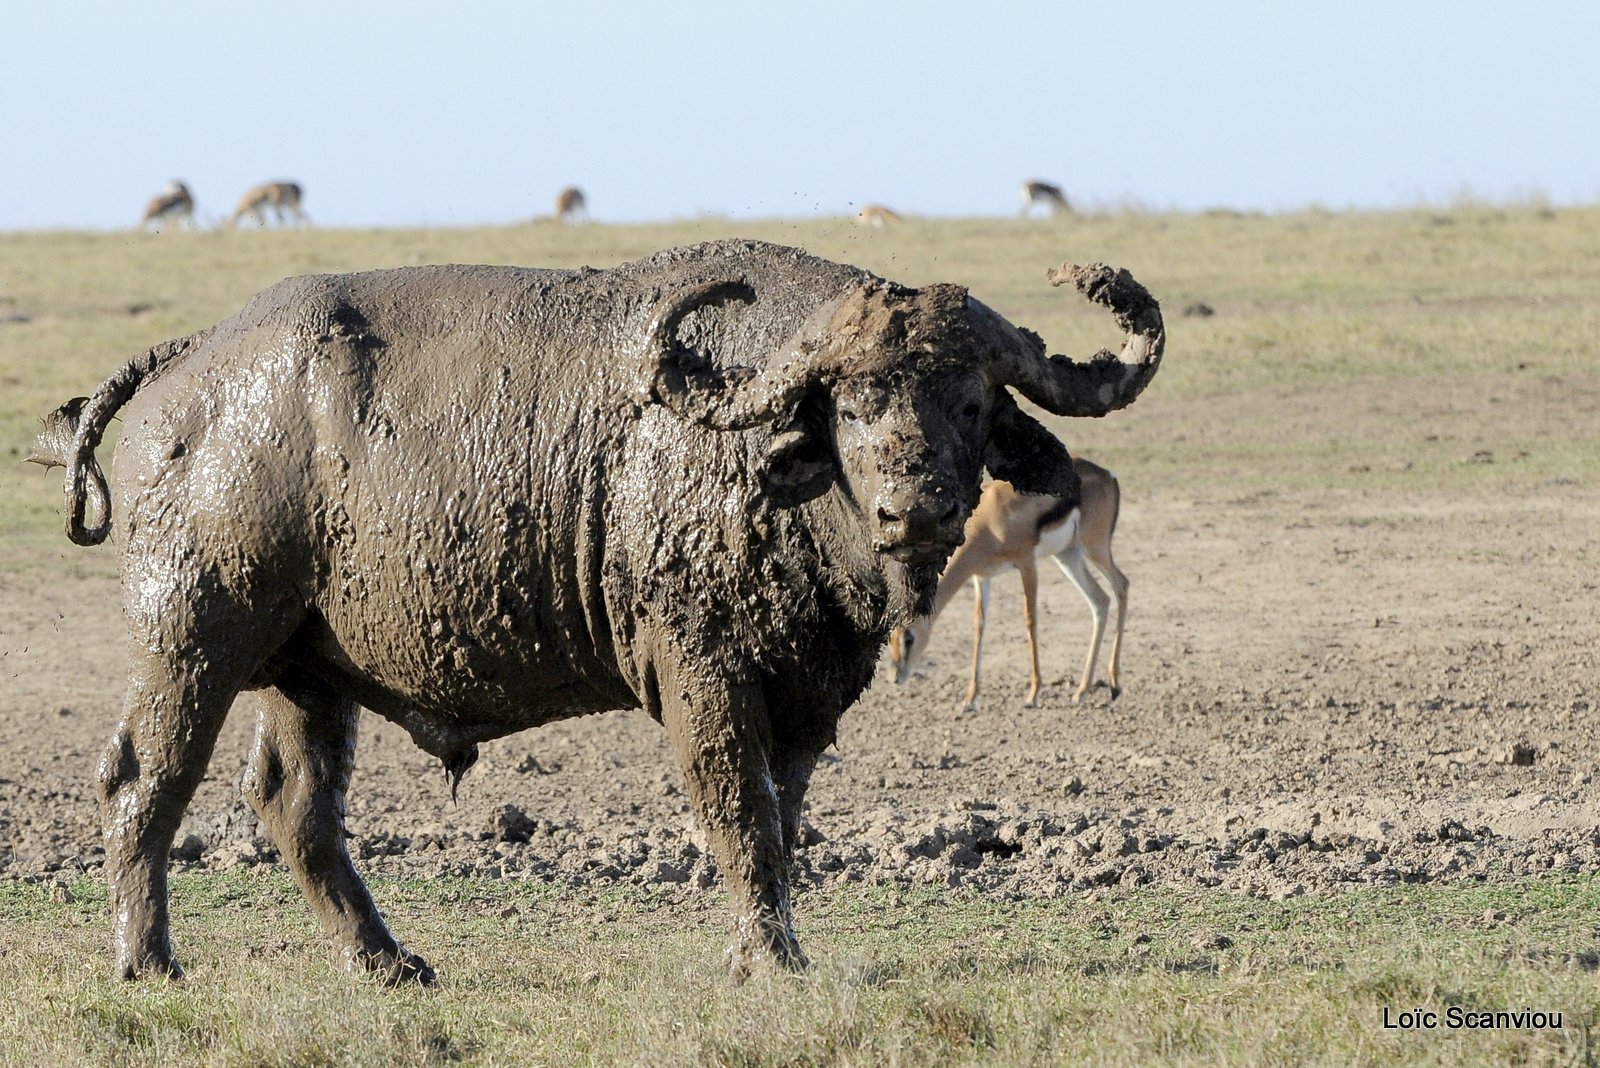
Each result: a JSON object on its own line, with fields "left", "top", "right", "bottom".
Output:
{"left": 889, "top": 457, "right": 1127, "bottom": 711}
{"left": 228, "top": 181, "right": 308, "bottom": 228}
{"left": 554, "top": 186, "right": 587, "bottom": 221}
{"left": 856, "top": 204, "right": 902, "bottom": 227}
{"left": 1020, "top": 179, "right": 1070, "bottom": 217}
{"left": 139, "top": 181, "right": 194, "bottom": 231}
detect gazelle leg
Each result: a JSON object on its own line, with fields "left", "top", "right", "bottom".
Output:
{"left": 1018, "top": 557, "right": 1042, "bottom": 707}
{"left": 1082, "top": 543, "right": 1130, "bottom": 698}
{"left": 1054, "top": 545, "right": 1111, "bottom": 703}
{"left": 963, "top": 576, "right": 991, "bottom": 713}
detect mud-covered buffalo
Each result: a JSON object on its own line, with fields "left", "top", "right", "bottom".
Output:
{"left": 29, "top": 240, "right": 1163, "bottom": 983}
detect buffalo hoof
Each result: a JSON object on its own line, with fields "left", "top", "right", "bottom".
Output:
{"left": 117, "top": 951, "right": 184, "bottom": 981}
{"left": 348, "top": 945, "right": 437, "bottom": 987}
{"left": 726, "top": 934, "right": 809, "bottom": 983}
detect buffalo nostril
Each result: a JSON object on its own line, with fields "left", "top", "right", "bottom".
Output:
{"left": 878, "top": 496, "right": 959, "bottom": 548}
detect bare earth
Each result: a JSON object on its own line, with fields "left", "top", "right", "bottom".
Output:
{"left": 2, "top": 385, "right": 1596, "bottom": 908}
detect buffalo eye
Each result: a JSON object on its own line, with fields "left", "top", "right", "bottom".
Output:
{"left": 838, "top": 407, "right": 861, "bottom": 427}
{"left": 944, "top": 395, "right": 983, "bottom": 434}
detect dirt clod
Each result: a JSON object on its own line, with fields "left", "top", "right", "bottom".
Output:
{"left": 489, "top": 805, "right": 537, "bottom": 843}
{"left": 1506, "top": 744, "right": 1538, "bottom": 767}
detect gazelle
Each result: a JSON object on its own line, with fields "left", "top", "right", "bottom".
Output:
{"left": 227, "top": 181, "right": 308, "bottom": 228}
{"left": 856, "top": 204, "right": 902, "bottom": 227}
{"left": 1020, "top": 179, "right": 1070, "bottom": 216}
{"left": 139, "top": 181, "right": 194, "bottom": 231}
{"left": 554, "top": 186, "right": 587, "bottom": 221}
{"left": 889, "top": 457, "right": 1127, "bottom": 711}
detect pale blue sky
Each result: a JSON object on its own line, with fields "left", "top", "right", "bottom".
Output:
{"left": 4, "top": 1, "right": 1597, "bottom": 229}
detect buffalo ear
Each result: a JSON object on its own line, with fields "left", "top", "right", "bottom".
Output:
{"left": 983, "top": 393, "right": 1080, "bottom": 502}
{"left": 759, "top": 427, "right": 835, "bottom": 508}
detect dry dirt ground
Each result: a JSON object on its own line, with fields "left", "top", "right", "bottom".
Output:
{"left": 2, "top": 389, "right": 1596, "bottom": 910}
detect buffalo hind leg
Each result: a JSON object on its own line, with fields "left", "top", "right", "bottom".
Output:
{"left": 661, "top": 671, "right": 804, "bottom": 978}
{"left": 102, "top": 641, "right": 261, "bottom": 978}
{"left": 244, "top": 671, "right": 434, "bottom": 985}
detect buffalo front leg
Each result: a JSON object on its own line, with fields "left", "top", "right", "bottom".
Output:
{"left": 243, "top": 671, "right": 434, "bottom": 985}
{"left": 661, "top": 673, "right": 805, "bottom": 978}
{"left": 771, "top": 732, "right": 831, "bottom": 878}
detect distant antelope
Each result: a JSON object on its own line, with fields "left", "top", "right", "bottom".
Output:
{"left": 139, "top": 181, "right": 194, "bottom": 231}
{"left": 554, "top": 186, "right": 587, "bottom": 221}
{"left": 856, "top": 204, "right": 902, "bottom": 227}
{"left": 1020, "top": 179, "right": 1070, "bottom": 217}
{"left": 889, "top": 458, "right": 1127, "bottom": 711}
{"left": 227, "top": 182, "right": 308, "bottom": 228}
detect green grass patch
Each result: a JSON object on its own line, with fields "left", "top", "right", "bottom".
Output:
{"left": 1, "top": 872, "right": 1597, "bottom": 1065}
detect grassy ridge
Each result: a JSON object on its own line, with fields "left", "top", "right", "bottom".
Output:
{"left": 2, "top": 872, "right": 1598, "bottom": 1066}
